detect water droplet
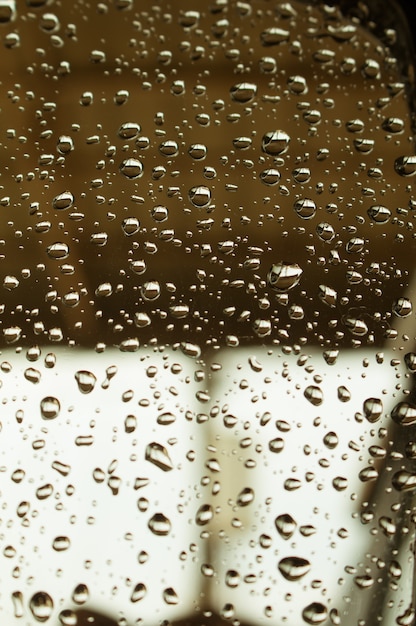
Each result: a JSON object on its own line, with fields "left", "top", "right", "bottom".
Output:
{"left": 3, "top": 276, "right": 20, "bottom": 291}
{"left": 393, "top": 297, "right": 412, "bottom": 317}
{"left": 120, "top": 158, "right": 143, "bottom": 179}
{"left": 24, "top": 367, "right": 41, "bottom": 383}
{"left": 140, "top": 281, "right": 160, "bottom": 301}
{"left": 162, "top": 587, "right": 178, "bottom": 605}
{"left": 75, "top": 370, "right": 97, "bottom": 394}
{"left": 404, "top": 352, "right": 416, "bottom": 372}
{"left": 145, "top": 442, "right": 173, "bottom": 471}
{"left": 195, "top": 504, "right": 213, "bottom": 525}
{"left": 302, "top": 602, "right": 328, "bottom": 625}
{"left": 344, "top": 317, "right": 368, "bottom": 336}
{"left": 189, "top": 185, "right": 211, "bottom": 207}
{"left": 122, "top": 217, "right": 140, "bottom": 236}
{"left": 304, "top": 385, "right": 323, "bottom": 406}
{"left": 396, "top": 607, "right": 415, "bottom": 626}
{"left": 292, "top": 167, "right": 311, "bottom": 183}
{"left": 261, "top": 130, "right": 290, "bottom": 155}
{"left": 131, "top": 583, "right": 146, "bottom": 603}
{"left": 287, "top": 75, "right": 308, "bottom": 94}
{"left": 392, "top": 470, "right": 416, "bottom": 492}
{"left": 57, "top": 135, "right": 74, "bottom": 155}
{"left": 230, "top": 82, "right": 257, "bottom": 103}
{"left": 52, "top": 191, "right": 74, "bottom": 210}
{"left": 391, "top": 402, "right": 416, "bottom": 427}
{"left": 159, "top": 140, "right": 179, "bottom": 156}
{"left": 332, "top": 476, "right": 348, "bottom": 491}
{"left": 316, "top": 222, "right": 335, "bottom": 242}
{"left": 236, "top": 487, "right": 254, "bottom": 506}
{"left": 148, "top": 512, "right": 171, "bottom": 536}
{"left": 395, "top": 156, "right": 416, "bottom": 177}
{"left": 319, "top": 285, "right": 337, "bottom": 307}
{"left": 267, "top": 262, "right": 302, "bottom": 291}
{"left": 354, "top": 574, "right": 374, "bottom": 589}
{"left": 40, "top": 396, "right": 60, "bottom": 420}
{"left": 29, "top": 592, "right": 53, "bottom": 623}
{"left": 52, "top": 536, "right": 71, "bottom": 551}
{"left": 278, "top": 556, "right": 311, "bottom": 581}
{"left": 261, "top": 27, "right": 290, "bottom": 46}
{"left": 275, "top": 513, "right": 297, "bottom": 539}
{"left": 72, "top": 583, "right": 89, "bottom": 605}
{"left": 337, "top": 386, "right": 351, "bottom": 402}
{"left": 118, "top": 122, "right": 140, "bottom": 140}
{"left": 294, "top": 198, "right": 316, "bottom": 219}
{"left": 363, "top": 397, "right": 383, "bottom": 423}
{"left": 269, "top": 437, "right": 284, "bottom": 453}
{"left": 46, "top": 242, "right": 69, "bottom": 260}
{"left": 323, "top": 432, "right": 338, "bottom": 448}
{"left": 367, "top": 205, "right": 391, "bottom": 223}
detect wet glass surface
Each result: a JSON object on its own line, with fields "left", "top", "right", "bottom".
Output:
{"left": 0, "top": 1, "right": 415, "bottom": 625}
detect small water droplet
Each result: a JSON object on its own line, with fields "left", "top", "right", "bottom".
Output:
{"left": 46, "top": 242, "right": 69, "bottom": 260}
{"left": 278, "top": 556, "right": 311, "bottom": 581}
{"left": 316, "top": 222, "right": 335, "bottom": 242}
{"left": 354, "top": 574, "right": 374, "bottom": 589}
{"left": 40, "top": 396, "right": 60, "bottom": 420}
{"left": 29, "top": 592, "right": 53, "bottom": 623}
{"left": 319, "top": 285, "right": 337, "bottom": 307}
{"left": 225, "top": 570, "right": 240, "bottom": 587}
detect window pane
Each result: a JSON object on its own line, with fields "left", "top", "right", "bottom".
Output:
{"left": 0, "top": 1, "right": 415, "bottom": 625}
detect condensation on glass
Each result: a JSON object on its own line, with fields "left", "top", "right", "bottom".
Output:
{"left": 0, "top": 1, "right": 415, "bottom": 625}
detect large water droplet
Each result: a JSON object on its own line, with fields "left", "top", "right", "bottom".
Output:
{"left": 392, "top": 470, "right": 416, "bottom": 492}
{"left": 29, "top": 592, "right": 54, "bottom": 623}
{"left": 72, "top": 583, "right": 89, "bottom": 605}
{"left": 391, "top": 402, "right": 416, "bottom": 427}
{"left": 145, "top": 442, "right": 173, "bottom": 471}
{"left": 131, "top": 583, "right": 147, "bottom": 602}
{"left": 367, "top": 205, "right": 391, "bottom": 223}
{"left": 294, "top": 198, "right": 316, "bottom": 219}
{"left": 40, "top": 396, "right": 60, "bottom": 420}
{"left": 363, "top": 397, "right": 383, "bottom": 423}
{"left": 195, "top": 504, "right": 213, "bottom": 525}
{"left": 118, "top": 122, "right": 140, "bottom": 140}
{"left": 304, "top": 385, "right": 323, "bottom": 406}
{"left": 46, "top": 242, "right": 69, "bottom": 260}
{"left": 267, "top": 262, "right": 302, "bottom": 291}
{"left": 120, "top": 158, "right": 143, "bottom": 179}
{"left": 122, "top": 217, "right": 140, "bottom": 236}
{"left": 141, "top": 281, "right": 160, "bottom": 301}
{"left": 278, "top": 556, "right": 311, "bottom": 581}
{"left": 275, "top": 513, "right": 297, "bottom": 539}
{"left": 74, "top": 370, "right": 97, "bottom": 394}
{"left": 236, "top": 487, "right": 254, "bottom": 506}
{"left": 148, "top": 512, "right": 171, "bottom": 536}
{"left": 189, "top": 185, "right": 211, "bottom": 207}
{"left": 395, "top": 156, "right": 416, "bottom": 176}
{"left": 261, "top": 130, "right": 290, "bottom": 155}
{"left": 302, "top": 602, "right": 328, "bottom": 624}
{"left": 260, "top": 27, "right": 290, "bottom": 46}
{"left": 52, "top": 191, "right": 74, "bottom": 210}
{"left": 393, "top": 297, "right": 412, "bottom": 317}
{"left": 230, "top": 82, "right": 257, "bottom": 103}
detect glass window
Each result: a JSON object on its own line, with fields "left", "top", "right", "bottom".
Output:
{"left": 0, "top": 1, "right": 415, "bottom": 625}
